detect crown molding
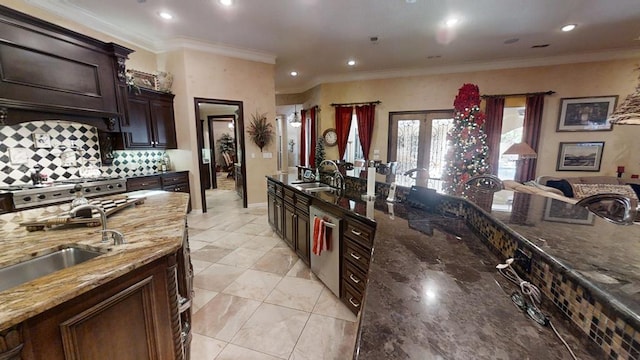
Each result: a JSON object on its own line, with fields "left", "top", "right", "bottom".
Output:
{"left": 159, "top": 37, "right": 276, "bottom": 65}
{"left": 25, "top": 0, "right": 160, "bottom": 52}
{"left": 277, "top": 48, "right": 640, "bottom": 94}
{"left": 24, "top": 0, "right": 277, "bottom": 65}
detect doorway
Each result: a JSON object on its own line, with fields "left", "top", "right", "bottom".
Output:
{"left": 194, "top": 98, "right": 247, "bottom": 212}
{"left": 388, "top": 110, "right": 453, "bottom": 190}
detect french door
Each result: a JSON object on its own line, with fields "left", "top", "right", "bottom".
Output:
{"left": 388, "top": 110, "right": 453, "bottom": 189}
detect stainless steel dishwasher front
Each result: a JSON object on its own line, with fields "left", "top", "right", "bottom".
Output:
{"left": 309, "top": 205, "right": 342, "bottom": 297}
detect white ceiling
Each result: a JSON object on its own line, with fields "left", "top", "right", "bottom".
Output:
{"left": 26, "top": 0, "right": 640, "bottom": 94}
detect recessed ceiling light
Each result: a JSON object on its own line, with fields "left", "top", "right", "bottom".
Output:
{"left": 347, "top": 60, "right": 356, "bottom": 66}
{"left": 406, "top": 0, "right": 416, "bottom": 3}
{"left": 561, "top": 24, "right": 577, "bottom": 32}
{"left": 445, "top": 18, "right": 459, "bottom": 27}
{"left": 504, "top": 38, "right": 519, "bottom": 44}
{"left": 290, "top": 71, "right": 298, "bottom": 77}
{"left": 219, "top": 0, "right": 233, "bottom": 6}
{"left": 159, "top": 11, "right": 173, "bottom": 20}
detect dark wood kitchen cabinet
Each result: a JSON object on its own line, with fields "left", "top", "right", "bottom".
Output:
{"left": 19, "top": 251, "right": 188, "bottom": 360}
{"left": 0, "top": 5, "right": 131, "bottom": 130}
{"left": 283, "top": 188, "right": 311, "bottom": 265}
{"left": 121, "top": 89, "right": 177, "bottom": 149}
{"left": 126, "top": 172, "right": 191, "bottom": 212}
{"left": 267, "top": 179, "right": 283, "bottom": 237}
{"left": 341, "top": 215, "right": 376, "bottom": 315}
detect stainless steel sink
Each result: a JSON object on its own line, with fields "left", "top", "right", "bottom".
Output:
{"left": 0, "top": 247, "right": 103, "bottom": 292}
{"left": 291, "top": 182, "right": 334, "bottom": 192}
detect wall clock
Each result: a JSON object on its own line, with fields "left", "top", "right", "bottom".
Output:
{"left": 323, "top": 128, "right": 338, "bottom": 147}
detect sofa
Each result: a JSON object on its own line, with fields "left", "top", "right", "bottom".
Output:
{"left": 534, "top": 175, "right": 640, "bottom": 202}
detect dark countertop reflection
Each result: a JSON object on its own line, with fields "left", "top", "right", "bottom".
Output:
{"left": 489, "top": 190, "right": 640, "bottom": 318}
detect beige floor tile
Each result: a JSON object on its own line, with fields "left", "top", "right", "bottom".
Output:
{"left": 217, "top": 248, "right": 268, "bottom": 268}
{"left": 191, "top": 246, "right": 234, "bottom": 263}
{"left": 222, "top": 269, "right": 283, "bottom": 301}
{"left": 264, "top": 277, "right": 323, "bottom": 312}
{"left": 285, "top": 259, "right": 317, "bottom": 281}
{"left": 192, "top": 288, "right": 218, "bottom": 313}
{"left": 215, "top": 344, "right": 280, "bottom": 360}
{"left": 192, "top": 259, "right": 213, "bottom": 275}
{"left": 241, "top": 235, "right": 280, "bottom": 252}
{"left": 231, "top": 303, "right": 310, "bottom": 359}
{"left": 210, "top": 233, "right": 255, "bottom": 249}
{"left": 188, "top": 228, "right": 205, "bottom": 237}
{"left": 194, "top": 264, "right": 247, "bottom": 292}
{"left": 211, "top": 219, "right": 256, "bottom": 232}
{"left": 193, "top": 293, "right": 261, "bottom": 342}
{"left": 190, "top": 333, "right": 226, "bottom": 360}
{"left": 312, "top": 288, "right": 357, "bottom": 322}
{"left": 251, "top": 248, "right": 298, "bottom": 276}
{"left": 191, "top": 228, "right": 234, "bottom": 243}
{"left": 235, "top": 222, "right": 274, "bottom": 236}
{"left": 289, "top": 314, "right": 357, "bottom": 360}
{"left": 189, "top": 240, "right": 210, "bottom": 251}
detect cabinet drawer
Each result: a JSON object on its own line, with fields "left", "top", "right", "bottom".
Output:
{"left": 283, "top": 188, "right": 295, "bottom": 204}
{"left": 162, "top": 172, "right": 188, "bottom": 186}
{"left": 267, "top": 180, "right": 276, "bottom": 194}
{"left": 164, "top": 183, "right": 189, "bottom": 193}
{"left": 341, "top": 282, "right": 363, "bottom": 315}
{"left": 295, "top": 193, "right": 311, "bottom": 212}
{"left": 344, "top": 218, "right": 374, "bottom": 248}
{"left": 0, "top": 194, "right": 12, "bottom": 214}
{"left": 343, "top": 239, "right": 371, "bottom": 272}
{"left": 343, "top": 260, "right": 367, "bottom": 292}
{"left": 127, "top": 176, "right": 162, "bottom": 191}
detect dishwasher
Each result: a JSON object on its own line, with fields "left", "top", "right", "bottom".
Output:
{"left": 309, "top": 205, "right": 342, "bottom": 297}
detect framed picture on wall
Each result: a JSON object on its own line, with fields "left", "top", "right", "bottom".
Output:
{"left": 556, "top": 96, "right": 618, "bottom": 132}
{"left": 556, "top": 141, "right": 604, "bottom": 172}
{"left": 543, "top": 198, "right": 594, "bottom": 225}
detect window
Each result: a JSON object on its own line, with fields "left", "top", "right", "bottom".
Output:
{"left": 497, "top": 107, "right": 525, "bottom": 180}
{"left": 344, "top": 113, "right": 363, "bottom": 163}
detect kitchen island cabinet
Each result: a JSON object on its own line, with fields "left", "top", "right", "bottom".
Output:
{"left": 0, "top": 191, "right": 192, "bottom": 360}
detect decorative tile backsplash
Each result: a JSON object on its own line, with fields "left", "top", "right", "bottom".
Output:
{"left": 0, "top": 121, "right": 166, "bottom": 184}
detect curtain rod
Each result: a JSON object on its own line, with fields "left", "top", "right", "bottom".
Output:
{"left": 330, "top": 100, "right": 381, "bottom": 106}
{"left": 481, "top": 91, "right": 555, "bottom": 99}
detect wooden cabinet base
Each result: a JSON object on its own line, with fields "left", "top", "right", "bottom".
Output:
{"left": 20, "top": 255, "right": 185, "bottom": 360}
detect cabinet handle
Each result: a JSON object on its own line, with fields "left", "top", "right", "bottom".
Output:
{"left": 349, "top": 274, "right": 361, "bottom": 284}
{"left": 351, "top": 229, "right": 362, "bottom": 236}
{"left": 348, "top": 297, "right": 361, "bottom": 308}
{"left": 349, "top": 252, "right": 361, "bottom": 260}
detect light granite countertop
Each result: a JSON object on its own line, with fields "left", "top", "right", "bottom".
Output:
{"left": 0, "top": 190, "right": 189, "bottom": 331}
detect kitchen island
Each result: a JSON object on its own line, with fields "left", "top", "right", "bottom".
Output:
{"left": 266, "top": 174, "right": 604, "bottom": 359}
{"left": 0, "top": 190, "right": 192, "bottom": 359}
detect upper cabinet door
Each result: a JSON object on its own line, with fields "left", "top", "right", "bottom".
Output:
{"left": 122, "top": 89, "right": 176, "bottom": 149}
{"left": 124, "top": 96, "right": 154, "bottom": 148}
{"left": 150, "top": 98, "right": 177, "bottom": 149}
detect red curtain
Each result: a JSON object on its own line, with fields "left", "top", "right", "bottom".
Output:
{"left": 516, "top": 95, "right": 545, "bottom": 182}
{"left": 299, "top": 109, "right": 307, "bottom": 166}
{"left": 335, "top": 106, "right": 353, "bottom": 159}
{"left": 355, "top": 104, "right": 375, "bottom": 160}
{"left": 484, "top": 97, "right": 505, "bottom": 175}
{"left": 309, "top": 107, "right": 317, "bottom": 167}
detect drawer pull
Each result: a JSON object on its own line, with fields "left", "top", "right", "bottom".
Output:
{"left": 351, "top": 229, "right": 362, "bottom": 236}
{"left": 349, "top": 274, "right": 361, "bottom": 284}
{"left": 348, "top": 297, "right": 360, "bottom": 308}
{"left": 349, "top": 252, "right": 361, "bottom": 260}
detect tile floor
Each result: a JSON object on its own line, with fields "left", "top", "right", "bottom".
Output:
{"left": 186, "top": 189, "right": 358, "bottom": 360}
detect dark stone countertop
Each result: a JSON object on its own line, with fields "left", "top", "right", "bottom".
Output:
{"left": 353, "top": 201, "right": 601, "bottom": 359}
{"left": 266, "top": 175, "right": 602, "bottom": 359}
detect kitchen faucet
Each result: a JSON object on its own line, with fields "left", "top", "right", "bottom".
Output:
{"left": 70, "top": 204, "right": 126, "bottom": 245}
{"left": 318, "top": 160, "right": 345, "bottom": 190}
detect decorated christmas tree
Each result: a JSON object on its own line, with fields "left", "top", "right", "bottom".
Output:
{"left": 442, "top": 83, "right": 490, "bottom": 194}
